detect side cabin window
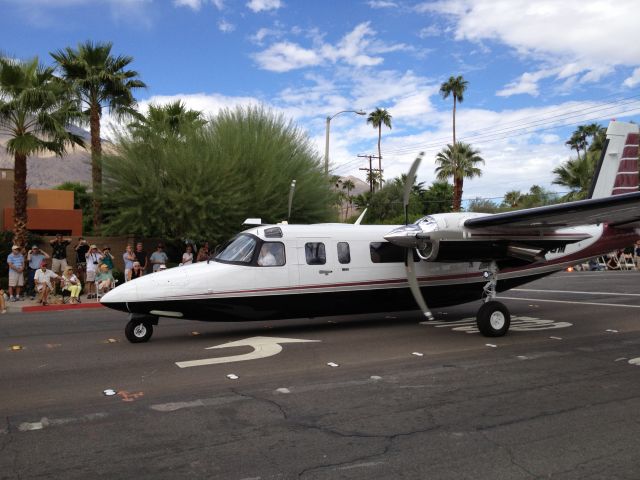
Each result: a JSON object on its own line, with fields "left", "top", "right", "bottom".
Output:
{"left": 305, "top": 242, "right": 326, "bottom": 265}
{"left": 337, "top": 242, "right": 350, "bottom": 264}
{"left": 257, "top": 242, "right": 286, "bottom": 267}
{"left": 370, "top": 241, "right": 412, "bottom": 263}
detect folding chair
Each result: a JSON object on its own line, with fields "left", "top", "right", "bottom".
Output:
{"left": 621, "top": 253, "right": 636, "bottom": 270}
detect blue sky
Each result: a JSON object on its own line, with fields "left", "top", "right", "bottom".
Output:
{"left": 2, "top": 0, "right": 640, "bottom": 200}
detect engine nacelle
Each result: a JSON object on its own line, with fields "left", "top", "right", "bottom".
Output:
{"left": 416, "top": 239, "right": 440, "bottom": 261}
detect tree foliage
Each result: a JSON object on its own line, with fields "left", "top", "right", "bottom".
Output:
{"left": 366, "top": 107, "right": 392, "bottom": 186}
{"left": 0, "top": 56, "right": 84, "bottom": 246}
{"left": 51, "top": 41, "right": 146, "bottom": 231}
{"left": 102, "top": 106, "right": 335, "bottom": 244}
{"left": 434, "top": 142, "right": 484, "bottom": 211}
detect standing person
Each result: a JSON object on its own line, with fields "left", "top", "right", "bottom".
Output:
{"left": 0, "top": 288, "right": 6, "bottom": 314}
{"left": 85, "top": 244, "right": 103, "bottom": 299}
{"left": 26, "top": 245, "right": 50, "bottom": 299}
{"left": 74, "top": 237, "right": 89, "bottom": 284}
{"left": 49, "top": 233, "right": 71, "bottom": 274}
{"left": 122, "top": 245, "right": 136, "bottom": 281}
{"left": 150, "top": 244, "right": 168, "bottom": 272}
{"left": 60, "top": 266, "right": 82, "bottom": 304}
{"left": 134, "top": 242, "right": 148, "bottom": 273}
{"left": 34, "top": 261, "right": 59, "bottom": 306}
{"left": 196, "top": 242, "right": 210, "bottom": 262}
{"left": 101, "top": 246, "right": 114, "bottom": 270}
{"left": 7, "top": 245, "right": 25, "bottom": 302}
{"left": 131, "top": 261, "right": 143, "bottom": 279}
{"left": 181, "top": 245, "right": 194, "bottom": 266}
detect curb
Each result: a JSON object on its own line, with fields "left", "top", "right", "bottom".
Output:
{"left": 22, "top": 302, "right": 105, "bottom": 313}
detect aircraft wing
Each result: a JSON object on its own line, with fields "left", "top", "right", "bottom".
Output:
{"left": 463, "top": 191, "right": 640, "bottom": 230}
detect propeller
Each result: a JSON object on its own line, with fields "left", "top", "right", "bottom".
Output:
{"left": 401, "top": 153, "right": 434, "bottom": 321}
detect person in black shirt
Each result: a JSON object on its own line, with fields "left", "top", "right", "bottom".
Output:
{"left": 49, "top": 234, "right": 71, "bottom": 275}
{"left": 134, "top": 242, "right": 148, "bottom": 273}
{"left": 74, "top": 237, "right": 90, "bottom": 284}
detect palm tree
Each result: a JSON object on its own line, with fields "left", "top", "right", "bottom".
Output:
{"left": 552, "top": 152, "right": 596, "bottom": 201}
{"left": 0, "top": 57, "right": 84, "bottom": 246}
{"left": 565, "top": 131, "right": 586, "bottom": 161}
{"left": 51, "top": 41, "right": 146, "bottom": 231}
{"left": 502, "top": 190, "right": 523, "bottom": 209}
{"left": 439, "top": 75, "right": 468, "bottom": 146}
{"left": 128, "top": 100, "right": 205, "bottom": 140}
{"left": 434, "top": 142, "right": 484, "bottom": 211}
{"left": 366, "top": 107, "right": 392, "bottom": 185}
{"left": 341, "top": 179, "right": 355, "bottom": 219}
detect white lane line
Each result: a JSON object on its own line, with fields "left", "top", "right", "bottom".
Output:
{"left": 513, "top": 289, "right": 640, "bottom": 297}
{"left": 500, "top": 296, "right": 640, "bottom": 308}
{"left": 17, "top": 413, "right": 109, "bottom": 432}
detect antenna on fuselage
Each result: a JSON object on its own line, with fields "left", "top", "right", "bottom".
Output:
{"left": 287, "top": 179, "right": 296, "bottom": 222}
{"left": 354, "top": 208, "right": 368, "bottom": 225}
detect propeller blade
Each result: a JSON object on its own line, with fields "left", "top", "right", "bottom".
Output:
{"left": 403, "top": 152, "right": 423, "bottom": 225}
{"left": 406, "top": 250, "right": 434, "bottom": 321}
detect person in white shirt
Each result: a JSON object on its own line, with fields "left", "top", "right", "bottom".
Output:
{"left": 85, "top": 245, "right": 103, "bottom": 299}
{"left": 34, "top": 262, "right": 59, "bottom": 306}
{"left": 181, "top": 245, "right": 194, "bottom": 266}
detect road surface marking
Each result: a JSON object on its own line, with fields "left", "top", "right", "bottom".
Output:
{"left": 513, "top": 289, "right": 640, "bottom": 297}
{"left": 500, "top": 297, "right": 640, "bottom": 308}
{"left": 176, "top": 336, "right": 320, "bottom": 368}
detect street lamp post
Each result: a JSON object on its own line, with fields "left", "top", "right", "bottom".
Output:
{"left": 324, "top": 109, "right": 366, "bottom": 175}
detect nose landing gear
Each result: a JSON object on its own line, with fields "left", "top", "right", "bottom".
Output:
{"left": 125, "top": 314, "right": 159, "bottom": 343}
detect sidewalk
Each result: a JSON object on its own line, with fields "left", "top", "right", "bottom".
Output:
{"left": 3, "top": 293, "right": 105, "bottom": 314}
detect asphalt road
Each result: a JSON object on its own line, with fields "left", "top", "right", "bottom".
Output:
{"left": 1, "top": 271, "right": 640, "bottom": 479}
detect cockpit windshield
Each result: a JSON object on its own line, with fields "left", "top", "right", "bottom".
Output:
{"left": 214, "top": 234, "right": 257, "bottom": 264}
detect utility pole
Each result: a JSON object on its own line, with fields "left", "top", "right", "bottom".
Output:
{"left": 358, "top": 154, "right": 381, "bottom": 193}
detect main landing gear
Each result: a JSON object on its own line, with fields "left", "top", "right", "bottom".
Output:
{"left": 476, "top": 262, "right": 511, "bottom": 337}
{"left": 125, "top": 314, "right": 158, "bottom": 343}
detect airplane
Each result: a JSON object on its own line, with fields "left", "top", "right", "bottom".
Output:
{"left": 101, "top": 120, "right": 640, "bottom": 343}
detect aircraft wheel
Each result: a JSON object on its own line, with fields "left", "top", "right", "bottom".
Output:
{"left": 125, "top": 319, "right": 154, "bottom": 343}
{"left": 476, "top": 301, "right": 510, "bottom": 337}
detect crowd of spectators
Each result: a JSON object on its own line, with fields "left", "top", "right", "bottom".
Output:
{"left": 4, "top": 237, "right": 214, "bottom": 309}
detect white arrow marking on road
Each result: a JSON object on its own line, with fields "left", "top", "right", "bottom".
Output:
{"left": 175, "top": 336, "right": 320, "bottom": 368}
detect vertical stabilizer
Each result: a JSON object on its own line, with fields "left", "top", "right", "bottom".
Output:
{"left": 589, "top": 121, "right": 639, "bottom": 199}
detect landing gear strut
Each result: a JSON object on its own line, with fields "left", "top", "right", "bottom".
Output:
{"left": 125, "top": 314, "right": 158, "bottom": 343}
{"left": 477, "top": 262, "right": 510, "bottom": 337}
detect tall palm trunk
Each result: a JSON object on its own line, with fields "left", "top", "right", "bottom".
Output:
{"left": 453, "top": 176, "right": 463, "bottom": 212}
{"left": 452, "top": 96, "right": 457, "bottom": 146}
{"left": 377, "top": 124, "right": 382, "bottom": 187}
{"left": 90, "top": 103, "right": 102, "bottom": 232}
{"left": 13, "top": 152, "right": 28, "bottom": 246}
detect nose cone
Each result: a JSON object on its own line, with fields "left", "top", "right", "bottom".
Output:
{"left": 101, "top": 281, "right": 138, "bottom": 313}
{"left": 384, "top": 224, "right": 422, "bottom": 248}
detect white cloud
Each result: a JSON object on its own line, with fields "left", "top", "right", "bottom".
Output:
{"left": 173, "top": 0, "right": 202, "bottom": 9}
{"left": 418, "top": 25, "right": 441, "bottom": 38}
{"left": 420, "top": 0, "right": 640, "bottom": 97}
{"left": 253, "top": 42, "right": 321, "bottom": 72}
{"left": 218, "top": 19, "right": 235, "bottom": 33}
{"left": 367, "top": 0, "right": 398, "bottom": 8}
{"left": 212, "top": 0, "right": 224, "bottom": 9}
{"left": 253, "top": 22, "right": 411, "bottom": 72}
{"left": 246, "top": 0, "right": 282, "bottom": 13}
{"left": 623, "top": 67, "right": 640, "bottom": 88}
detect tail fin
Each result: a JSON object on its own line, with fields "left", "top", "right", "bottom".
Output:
{"left": 589, "top": 121, "right": 639, "bottom": 199}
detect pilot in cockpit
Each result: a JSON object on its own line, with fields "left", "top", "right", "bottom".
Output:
{"left": 257, "top": 242, "right": 284, "bottom": 266}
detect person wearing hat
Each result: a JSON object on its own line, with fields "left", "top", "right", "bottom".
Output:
{"left": 34, "top": 260, "right": 59, "bottom": 306}
{"left": 95, "top": 263, "right": 115, "bottom": 295}
{"left": 101, "top": 246, "right": 114, "bottom": 270}
{"left": 60, "top": 266, "right": 82, "bottom": 304}
{"left": 150, "top": 243, "right": 168, "bottom": 272}
{"left": 84, "top": 244, "right": 103, "bottom": 299}
{"left": 49, "top": 233, "right": 71, "bottom": 274}
{"left": 7, "top": 245, "right": 25, "bottom": 302}
{"left": 26, "top": 245, "right": 50, "bottom": 300}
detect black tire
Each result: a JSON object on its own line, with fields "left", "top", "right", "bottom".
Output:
{"left": 476, "top": 300, "right": 510, "bottom": 337}
{"left": 125, "top": 319, "right": 153, "bottom": 343}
